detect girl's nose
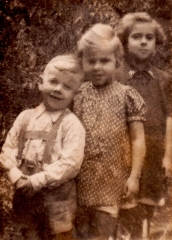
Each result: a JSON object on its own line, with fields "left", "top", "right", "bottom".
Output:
{"left": 94, "top": 61, "right": 101, "bottom": 70}
{"left": 141, "top": 36, "right": 147, "bottom": 45}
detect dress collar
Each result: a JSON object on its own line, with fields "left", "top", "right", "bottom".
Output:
{"left": 124, "top": 55, "right": 155, "bottom": 79}
{"left": 128, "top": 69, "right": 154, "bottom": 79}
{"left": 84, "top": 81, "right": 122, "bottom": 100}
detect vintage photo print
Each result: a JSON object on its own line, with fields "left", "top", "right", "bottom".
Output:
{"left": 0, "top": 0, "right": 172, "bottom": 239}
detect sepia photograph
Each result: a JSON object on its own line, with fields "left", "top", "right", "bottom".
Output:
{"left": 0, "top": 0, "right": 172, "bottom": 239}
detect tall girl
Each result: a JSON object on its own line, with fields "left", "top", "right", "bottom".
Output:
{"left": 116, "top": 12, "right": 172, "bottom": 239}
{"left": 73, "top": 23, "right": 146, "bottom": 240}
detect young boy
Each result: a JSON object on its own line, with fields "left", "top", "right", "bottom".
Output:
{"left": 116, "top": 12, "right": 172, "bottom": 239}
{"left": 0, "top": 55, "right": 85, "bottom": 240}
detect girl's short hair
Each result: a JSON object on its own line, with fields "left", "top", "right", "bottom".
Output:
{"left": 77, "top": 23, "right": 124, "bottom": 68}
{"left": 116, "top": 12, "right": 166, "bottom": 45}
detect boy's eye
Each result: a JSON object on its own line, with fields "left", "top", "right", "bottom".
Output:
{"left": 101, "top": 58, "right": 110, "bottom": 64}
{"left": 49, "top": 79, "right": 58, "bottom": 85}
{"left": 63, "top": 84, "right": 71, "bottom": 90}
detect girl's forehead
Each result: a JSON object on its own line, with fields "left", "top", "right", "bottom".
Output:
{"left": 131, "top": 22, "right": 155, "bottom": 34}
{"left": 83, "top": 46, "right": 114, "bottom": 58}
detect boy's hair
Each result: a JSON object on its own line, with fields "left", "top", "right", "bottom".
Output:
{"left": 42, "top": 54, "right": 83, "bottom": 89}
{"left": 77, "top": 23, "right": 124, "bottom": 68}
{"left": 116, "top": 12, "right": 166, "bottom": 46}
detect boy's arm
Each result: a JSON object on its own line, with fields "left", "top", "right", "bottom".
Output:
{"left": 162, "top": 116, "right": 172, "bottom": 178}
{"left": 0, "top": 112, "right": 26, "bottom": 184}
{"left": 124, "top": 121, "right": 146, "bottom": 198}
{"left": 29, "top": 118, "right": 85, "bottom": 191}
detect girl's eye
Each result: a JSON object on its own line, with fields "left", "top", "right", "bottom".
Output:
{"left": 88, "top": 59, "right": 96, "bottom": 64}
{"left": 146, "top": 34, "right": 155, "bottom": 40}
{"left": 132, "top": 34, "right": 141, "bottom": 39}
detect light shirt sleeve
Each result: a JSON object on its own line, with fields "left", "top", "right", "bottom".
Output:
{"left": 30, "top": 113, "right": 85, "bottom": 191}
{"left": 0, "top": 110, "right": 29, "bottom": 184}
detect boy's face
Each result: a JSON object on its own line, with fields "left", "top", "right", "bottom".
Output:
{"left": 39, "top": 67, "right": 79, "bottom": 111}
{"left": 82, "top": 47, "right": 116, "bottom": 87}
{"left": 127, "top": 22, "right": 156, "bottom": 61}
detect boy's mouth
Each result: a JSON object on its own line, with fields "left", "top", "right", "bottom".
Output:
{"left": 49, "top": 94, "right": 63, "bottom": 100}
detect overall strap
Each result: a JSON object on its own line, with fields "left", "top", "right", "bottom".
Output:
{"left": 17, "top": 110, "right": 33, "bottom": 161}
{"left": 17, "top": 109, "right": 68, "bottom": 165}
{"left": 41, "top": 111, "right": 67, "bottom": 164}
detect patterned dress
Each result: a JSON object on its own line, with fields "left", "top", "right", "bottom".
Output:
{"left": 115, "top": 59, "right": 172, "bottom": 205}
{"left": 73, "top": 81, "right": 146, "bottom": 208}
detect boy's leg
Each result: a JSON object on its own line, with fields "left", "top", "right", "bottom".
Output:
{"left": 20, "top": 224, "right": 41, "bottom": 240}
{"left": 44, "top": 186, "right": 77, "bottom": 237}
{"left": 12, "top": 190, "right": 42, "bottom": 240}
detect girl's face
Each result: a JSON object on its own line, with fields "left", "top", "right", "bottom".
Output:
{"left": 82, "top": 47, "right": 116, "bottom": 87}
{"left": 127, "top": 22, "right": 156, "bottom": 61}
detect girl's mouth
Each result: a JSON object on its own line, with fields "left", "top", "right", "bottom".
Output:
{"left": 94, "top": 74, "right": 103, "bottom": 78}
{"left": 139, "top": 49, "right": 148, "bottom": 52}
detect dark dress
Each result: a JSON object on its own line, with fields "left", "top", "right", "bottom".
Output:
{"left": 115, "top": 59, "right": 172, "bottom": 206}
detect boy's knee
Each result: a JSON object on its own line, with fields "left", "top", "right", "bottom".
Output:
{"left": 51, "top": 220, "right": 73, "bottom": 235}
{"left": 47, "top": 196, "right": 76, "bottom": 235}
{"left": 49, "top": 209, "right": 75, "bottom": 234}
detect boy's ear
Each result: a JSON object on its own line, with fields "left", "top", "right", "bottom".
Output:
{"left": 38, "top": 74, "right": 43, "bottom": 91}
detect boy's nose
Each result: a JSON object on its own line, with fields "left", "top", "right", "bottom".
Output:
{"left": 54, "top": 84, "right": 62, "bottom": 92}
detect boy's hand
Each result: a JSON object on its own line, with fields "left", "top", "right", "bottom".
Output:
{"left": 15, "top": 176, "right": 33, "bottom": 195}
{"left": 124, "top": 177, "right": 139, "bottom": 199}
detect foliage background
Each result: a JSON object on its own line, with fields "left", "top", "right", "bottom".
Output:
{"left": 0, "top": 0, "right": 172, "bottom": 239}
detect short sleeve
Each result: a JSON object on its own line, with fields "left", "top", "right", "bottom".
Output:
{"left": 125, "top": 87, "right": 146, "bottom": 122}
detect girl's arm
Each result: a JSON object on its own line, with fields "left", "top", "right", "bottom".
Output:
{"left": 124, "top": 121, "right": 146, "bottom": 198}
{"left": 162, "top": 116, "right": 172, "bottom": 178}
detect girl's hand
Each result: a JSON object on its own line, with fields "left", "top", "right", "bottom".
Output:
{"left": 162, "top": 157, "right": 172, "bottom": 178}
{"left": 124, "top": 177, "right": 139, "bottom": 198}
